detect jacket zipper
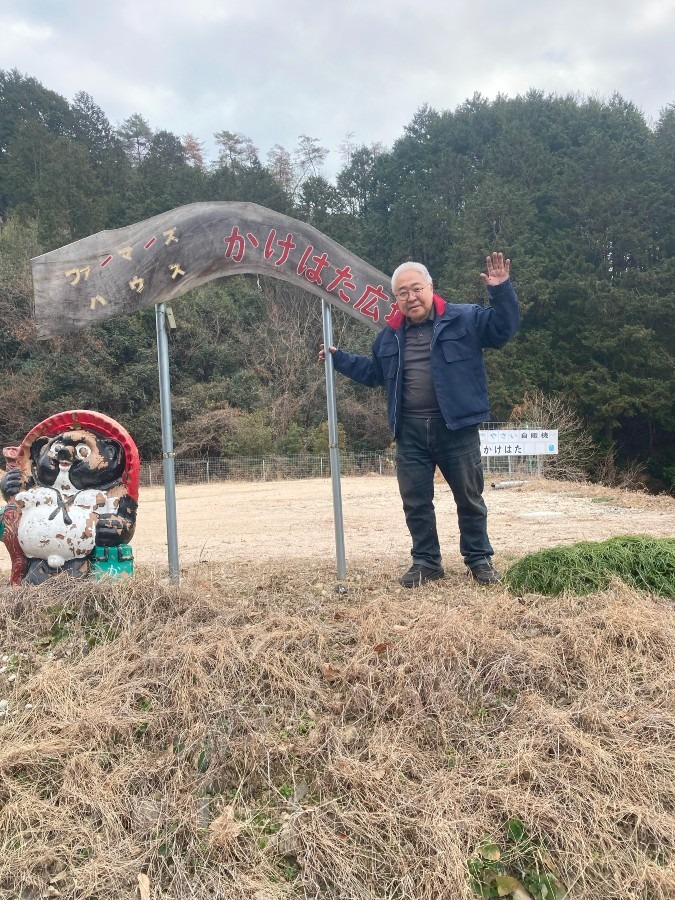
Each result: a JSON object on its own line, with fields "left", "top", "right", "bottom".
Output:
{"left": 393, "top": 331, "right": 401, "bottom": 435}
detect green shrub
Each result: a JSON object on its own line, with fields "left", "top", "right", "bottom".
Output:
{"left": 504, "top": 535, "right": 675, "bottom": 597}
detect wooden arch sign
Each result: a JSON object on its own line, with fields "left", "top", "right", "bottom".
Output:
{"left": 31, "top": 202, "right": 395, "bottom": 338}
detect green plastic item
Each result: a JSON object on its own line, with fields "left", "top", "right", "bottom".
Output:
{"left": 0, "top": 507, "right": 5, "bottom": 541}
{"left": 90, "top": 544, "right": 134, "bottom": 579}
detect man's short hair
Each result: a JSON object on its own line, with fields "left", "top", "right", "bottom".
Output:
{"left": 391, "top": 261, "right": 433, "bottom": 293}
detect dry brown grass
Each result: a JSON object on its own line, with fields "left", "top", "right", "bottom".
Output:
{"left": 1, "top": 561, "right": 675, "bottom": 899}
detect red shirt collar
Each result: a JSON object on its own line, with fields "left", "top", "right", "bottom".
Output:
{"left": 386, "top": 293, "right": 446, "bottom": 330}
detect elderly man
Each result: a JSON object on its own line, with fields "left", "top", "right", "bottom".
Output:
{"left": 319, "top": 253, "right": 519, "bottom": 586}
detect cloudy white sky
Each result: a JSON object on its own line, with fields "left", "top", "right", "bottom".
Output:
{"left": 3, "top": 0, "right": 674, "bottom": 175}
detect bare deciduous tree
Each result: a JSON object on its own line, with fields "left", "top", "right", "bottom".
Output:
{"left": 182, "top": 133, "right": 206, "bottom": 168}
{"left": 509, "top": 390, "right": 598, "bottom": 481}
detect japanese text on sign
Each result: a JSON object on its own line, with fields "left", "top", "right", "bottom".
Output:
{"left": 478, "top": 429, "right": 559, "bottom": 457}
{"left": 59, "top": 211, "right": 395, "bottom": 329}
{"left": 222, "top": 224, "right": 391, "bottom": 323}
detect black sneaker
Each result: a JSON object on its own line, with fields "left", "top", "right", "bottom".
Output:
{"left": 468, "top": 559, "right": 501, "bottom": 585}
{"left": 399, "top": 564, "right": 445, "bottom": 588}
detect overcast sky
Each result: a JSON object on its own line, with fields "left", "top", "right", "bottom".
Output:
{"left": 3, "top": 0, "right": 674, "bottom": 176}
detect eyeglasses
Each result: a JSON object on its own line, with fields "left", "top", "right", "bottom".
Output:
{"left": 395, "top": 286, "right": 429, "bottom": 301}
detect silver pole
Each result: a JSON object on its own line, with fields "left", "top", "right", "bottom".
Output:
{"left": 321, "top": 300, "right": 347, "bottom": 579}
{"left": 155, "top": 303, "right": 180, "bottom": 583}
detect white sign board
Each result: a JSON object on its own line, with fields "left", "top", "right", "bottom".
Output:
{"left": 478, "top": 429, "right": 559, "bottom": 457}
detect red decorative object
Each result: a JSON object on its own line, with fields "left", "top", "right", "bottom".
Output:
{"left": 1, "top": 411, "right": 140, "bottom": 585}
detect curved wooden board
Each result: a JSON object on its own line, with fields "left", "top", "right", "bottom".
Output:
{"left": 31, "top": 201, "right": 396, "bottom": 339}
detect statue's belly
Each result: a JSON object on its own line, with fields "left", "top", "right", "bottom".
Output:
{"left": 16, "top": 488, "right": 103, "bottom": 565}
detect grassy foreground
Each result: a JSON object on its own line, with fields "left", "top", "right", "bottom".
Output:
{"left": 1, "top": 562, "right": 674, "bottom": 899}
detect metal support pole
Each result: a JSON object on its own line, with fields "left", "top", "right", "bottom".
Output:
{"left": 155, "top": 303, "right": 180, "bottom": 583}
{"left": 321, "top": 300, "right": 347, "bottom": 579}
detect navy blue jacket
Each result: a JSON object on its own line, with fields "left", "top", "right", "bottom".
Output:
{"left": 332, "top": 279, "right": 520, "bottom": 436}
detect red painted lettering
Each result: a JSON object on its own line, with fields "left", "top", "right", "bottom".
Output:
{"left": 264, "top": 228, "right": 277, "bottom": 260}
{"left": 297, "top": 245, "right": 313, "bottom": 275}
{"left": 304, "top": 251, "right": 330, "bottom": 285}
{"left": 263, "top": 229, "right": 296, "bottom": 266}
{"left": 326, "top": 264, "right": 356, "bottom": 301}
{"left": 384, "top": 303, "right": 400, "bottom": 324}
{"left": 224, "top": 226, "right": 246, "bottom": 262}
{"left": 275, "top": 233, "right": 296, "bottom": 266}
{"left": 354, "top": 285, "right": 389, "bottom": 322}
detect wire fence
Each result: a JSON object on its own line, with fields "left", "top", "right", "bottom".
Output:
{"left": 139, "top": 424, "right": 547, "bottom": 487}
{"left": 139, "top": 451, "right": 395, "bottom": 487}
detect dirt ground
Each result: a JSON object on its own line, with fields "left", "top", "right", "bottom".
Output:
{"left": 1, "top": 475, "right": 673, "bottom": 578}
{"left": 33, "top": 475, "right": 670, "bottom": 577}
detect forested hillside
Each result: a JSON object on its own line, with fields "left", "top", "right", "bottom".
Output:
{"left": 0, "top": 70, "right": 673, "bottom": 488}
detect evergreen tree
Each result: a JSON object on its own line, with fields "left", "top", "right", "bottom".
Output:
{"left": 116, "top": 113, "right": 153, "bottom": 166}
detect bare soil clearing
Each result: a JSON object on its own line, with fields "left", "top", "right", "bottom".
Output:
{"left": 126, "top": 476, "right": 675, "bottom": 574}
{"left": 1, "top": 476, "right": 672, "bottom": 578}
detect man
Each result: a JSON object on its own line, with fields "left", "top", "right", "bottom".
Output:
{"left": 319, "top": 253, "right": 519, "bottom": 586}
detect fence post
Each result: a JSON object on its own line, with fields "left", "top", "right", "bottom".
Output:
{"left": 206, "top": 457, "right": 210, "bottom": 484}
{"left": 262, "top": 458, "right": 265, "bottom": 481}
{"left": 148, "top": 464, "right": 153, "bottom": 488}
